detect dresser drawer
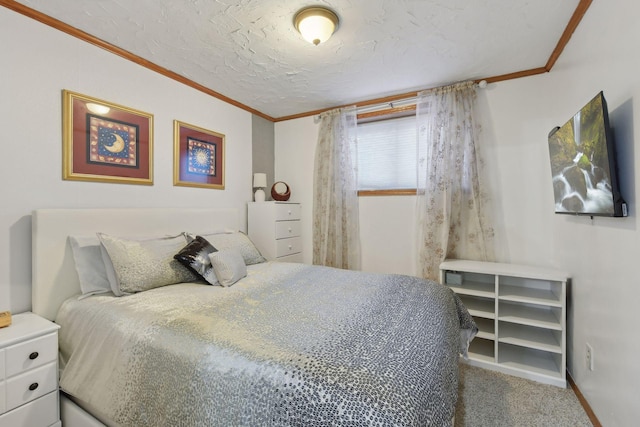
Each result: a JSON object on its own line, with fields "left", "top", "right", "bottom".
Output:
{"left": 0, "top": 389, "right": 59, "bottom": 427}
{"left": 277, "top": 252, "right": 303, "bottom": 263}
{"left": 276, "top": 237, "right": 302, "bottom": 258}
{"left": 5, "top": 333, "right": 57, "bottom": 377}
{"left": 6, "top": 362, "right": 57, "bottom": 412}
{"left": 275, "top": 220, "right": 301, "bottom": 239}
{"left": 275, "top": 204, "right": 301, "bottom": 221}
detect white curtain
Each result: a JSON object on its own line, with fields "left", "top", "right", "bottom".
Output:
{"left": 416, "top": 81, "right": 494, "bottom": 281}
{"left": 313, "top": 107, "right": 361, "bottom": 270}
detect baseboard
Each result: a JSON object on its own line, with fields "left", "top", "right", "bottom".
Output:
{"left": 567, "top": 371, "right": 602, "bottom": 427}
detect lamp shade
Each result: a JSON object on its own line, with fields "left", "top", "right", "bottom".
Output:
{"left": 253, "top": 173, "right": 267, "bottom": 188}
{"left": 294, "top": 7, "right": 339, "bottom": 46}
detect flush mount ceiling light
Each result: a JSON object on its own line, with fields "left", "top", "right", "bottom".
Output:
{"left": 294, "top": 6, "right": 339, "bottom": 46}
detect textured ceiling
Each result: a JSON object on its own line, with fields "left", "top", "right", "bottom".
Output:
{"left": 15, "top": 0, "right": 581, "bottom": 119}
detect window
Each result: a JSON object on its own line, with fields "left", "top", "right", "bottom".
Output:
{"left": 357, "top": 115, "right": 417, "bottom": 192}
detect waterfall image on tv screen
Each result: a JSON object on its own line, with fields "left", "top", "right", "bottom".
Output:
{"left": 548, "top": 92, "right": 616, "bottom": 215}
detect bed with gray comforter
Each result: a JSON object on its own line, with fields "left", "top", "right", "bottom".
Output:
{"left": 56, "top": 261, "right": 476, "bottom": 426}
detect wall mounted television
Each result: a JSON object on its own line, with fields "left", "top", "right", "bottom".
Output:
{"left": 547, "top": 91, "right": 627, "bottom": 217}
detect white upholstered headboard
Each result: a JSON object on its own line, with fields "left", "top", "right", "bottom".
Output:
{"left": 32, "top": 208, "right": 239, "bottom": 321}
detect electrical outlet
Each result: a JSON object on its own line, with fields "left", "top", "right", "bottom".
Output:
{"left": 586, "top": 343, "right": 594, "bottom": 371}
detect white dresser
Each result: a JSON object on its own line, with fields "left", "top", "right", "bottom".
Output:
{"left": 248, "top": 202, "right": 302, "bottom": 262}
{"left": 0, "top": 312, "right": 61, "bottom": 427}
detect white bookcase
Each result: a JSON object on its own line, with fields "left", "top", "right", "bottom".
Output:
{"left": 440, "top": 259, "right": 569, "bottom": 388}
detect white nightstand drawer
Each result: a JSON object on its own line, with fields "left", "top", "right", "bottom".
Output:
{"left": 6, "top": 362, "right": 57, "bottom": 412}
{"left": 276, "top": 237, "right": 301, "bottom": 257}
{"left": 0, "top": 348, "right": 5, "bottom": 379}
{"left": 275, "top": 203, "right": 301, "bottom": 221}
{"left": 275, "top": 221, "right": 301, "bottom": 239}
{"left": 0, "top": 381, "right": 5, "bottom": 414}
{"left": 5, "top": 333, "right": 57, "bottom": 377}
{"left": 0, "top": 389, "right": 59, "bottom": 427}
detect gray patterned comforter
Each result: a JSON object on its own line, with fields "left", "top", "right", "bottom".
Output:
{"left": 56, "top": 262, "right": 476, "bottom": 426}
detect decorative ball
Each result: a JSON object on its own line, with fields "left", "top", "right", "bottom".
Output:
{"left": 271, "top": 181, "right": 291, "bottom": 201}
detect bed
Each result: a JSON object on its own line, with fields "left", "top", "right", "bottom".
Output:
{"left": 31, "top": 208, "right": 477, "bottom": 427}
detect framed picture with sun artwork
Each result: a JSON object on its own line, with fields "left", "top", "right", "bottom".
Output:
{"left": 173, "top": 120, "right": 225, "bottom": 189}
{"left": 62, "top": 90, "right": 153, "bottom": 185}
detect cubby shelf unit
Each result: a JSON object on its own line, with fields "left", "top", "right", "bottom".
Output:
{"left": 440, "top": 259, "right": 569, "bottom": 388}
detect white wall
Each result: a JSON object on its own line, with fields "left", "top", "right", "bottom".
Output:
{"left": 276, "top": 1, "right": 640, "bottom": 424}
{"left": 483, "top": 1, "right": 640, "bottom": 424}
{"left": 358, "top": 196, "right": 417, "bottom": 275}
{"left": 0, "top": 8, "right": 254, "bottom": 313}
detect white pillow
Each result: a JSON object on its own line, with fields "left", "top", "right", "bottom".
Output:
{"left": 69, "top": 236, "right": 111, "bottom": 297}
{"left": 209, "top": 249, "right": 247, "bottom": 287}
{"left": 97, "top": 233, "right": 198, "bottom": 295}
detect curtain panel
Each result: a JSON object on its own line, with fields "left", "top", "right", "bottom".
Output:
{"left": 313, "top": 107, "right": 361, "bottom": 270}
{"left": 416, "top": 81, "right": 495, "bottom": 280}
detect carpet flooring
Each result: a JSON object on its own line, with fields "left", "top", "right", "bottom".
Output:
{"left": 455, "top": 364, "right": 593, "bottom": 426}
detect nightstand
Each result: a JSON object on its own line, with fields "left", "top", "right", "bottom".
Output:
{"left": 0, "top": 312, "right": 61, "bottom": 427}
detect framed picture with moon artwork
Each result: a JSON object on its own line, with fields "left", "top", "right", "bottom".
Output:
{"left": 173, "top": 120, "right": 225, "bottom": 189}
{"left": 62, "top": 90, "right": 153, "bottom": 185}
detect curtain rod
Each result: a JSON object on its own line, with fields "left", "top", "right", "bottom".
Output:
{"left": 355, "top": 79, "right": 488, "bottom": 115}
{"left": 315, "top": 80, "right": 487, "bottom": 121}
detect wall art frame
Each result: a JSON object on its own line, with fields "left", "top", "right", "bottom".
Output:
{"left": 62, "top": 90, "right": 153, "bottom": 185}
{"left": 173, "top": 120, "right": 225, "bottom": 189}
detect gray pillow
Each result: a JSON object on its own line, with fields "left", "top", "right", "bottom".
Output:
{"left": 98, "top": 233, "right": 198, "bottom": 294}
{"left": 197, "top": 231, "right": 266, "bottom": 265}
{"left": 69, "top": 236, "right": 111, "bottom": 297}
{"left": 209, "top": 249, "right": 247, "bottom": 287}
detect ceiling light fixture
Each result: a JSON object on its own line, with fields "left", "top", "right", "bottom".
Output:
{"left": 294, "top": 7, "right": 339, "bottom": 46}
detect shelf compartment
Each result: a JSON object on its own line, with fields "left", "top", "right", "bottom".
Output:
{"left": 440, "top": 259, "right": 569, "bottom": 282}
{"left": 498, "top": 322, "right": 561, "bottom": 353}
{"left": 468, "top": 337, "right": 495, "bottom": 363}
{"left": 473, "top": 317, "right": 495, "bottom": 340}
{"left": 440, "top": 259, "right": 568, "bottom": 388}
{"left": 498, "top": 343, "right": 562, "bottom": 379}
{"left": 459, "top": 295, "right": 495, "bottom": 320}
{"left": 498, "top": 301, "right": 561, "bottom": 330}
{"left": 498, "top": 284, "right": 562, "bottom": 307}
{"left": 449, "top": 280, "right": 495, "bottom": 298}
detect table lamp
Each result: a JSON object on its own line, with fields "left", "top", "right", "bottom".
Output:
{"left": 253, "top": 173, "right": 267, "bottom": 202}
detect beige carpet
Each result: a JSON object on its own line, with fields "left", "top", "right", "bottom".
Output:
{"left": 455, "top": 364, "right": 593, "bottom": 426}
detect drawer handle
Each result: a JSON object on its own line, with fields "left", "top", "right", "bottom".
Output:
{"left": 29, "top": 382, "right": 39, "bottom": 391}
{"left": 29, "top": 351, "right": 39, "bottom": 360}
{"left": 288, "top": 245, "right": 292, "bottom": 250}
{"left": 288, "top": 228, "right": 292, "bottom": 233}
{"left": 287, "top": 210, "right": 292, "bottom": 215}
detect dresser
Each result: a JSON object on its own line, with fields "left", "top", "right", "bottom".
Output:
{"left": 0, "top": 312, "right": 61, "bottom": 427}
{"left": 248, "top": 202, "right": 302, "bottom": 262}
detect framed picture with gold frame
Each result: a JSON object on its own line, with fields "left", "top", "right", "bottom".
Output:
{"left": 173, "top": 120, "right": 225, "bottom": 189}
{"left": 62, "top": 90, "right": 153, "bottom": 185}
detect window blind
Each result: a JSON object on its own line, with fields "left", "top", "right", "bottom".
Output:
{"left": 357, "top": 116, "right": 417, "bottom": 190}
